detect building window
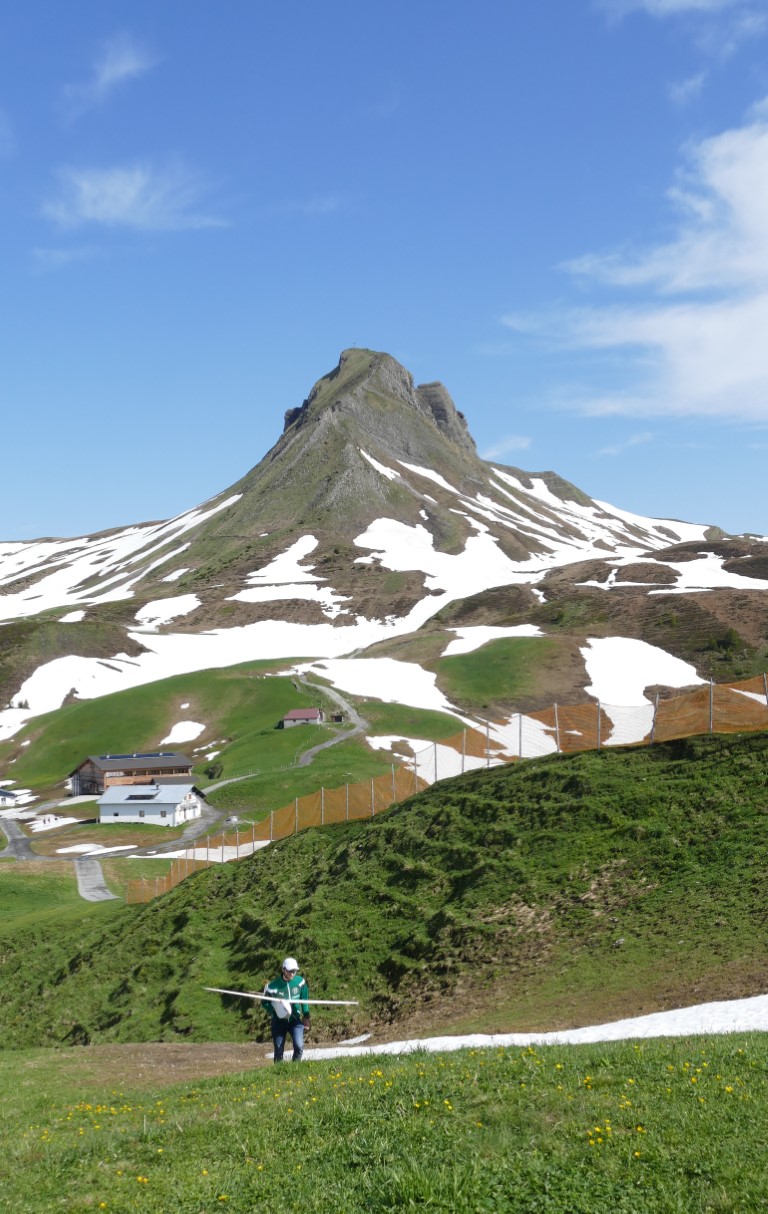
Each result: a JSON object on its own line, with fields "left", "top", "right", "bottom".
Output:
{"left": 113, "top": 813, "right": 119, "bottom": 817}
{"left": 139, "top": 810, "right": 145, "bottom": 818}
{"left": 160, "top": 810, "right": 167, "bottom": 818}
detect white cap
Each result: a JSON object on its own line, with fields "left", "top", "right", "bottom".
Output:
{"left": 282, "top": 956, "right": 299, "bottom": 971}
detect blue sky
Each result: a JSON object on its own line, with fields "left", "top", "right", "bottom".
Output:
{"left": 3, "top": 0, "right": 768, "bottom": 539}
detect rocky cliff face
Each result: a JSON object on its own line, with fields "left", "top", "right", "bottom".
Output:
{"left": 281, "top": 349, "right": 477, "bottom": 462}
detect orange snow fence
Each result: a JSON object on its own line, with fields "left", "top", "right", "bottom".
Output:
{"left": 125, "top": 674, "right": 768, "bottom": 904}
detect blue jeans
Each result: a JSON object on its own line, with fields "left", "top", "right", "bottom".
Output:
{"left": 272, "top": 1019, "right": 304, "bottom": 1063}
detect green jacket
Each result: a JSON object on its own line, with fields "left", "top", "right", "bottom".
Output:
{"left": 263, "top": 973, "right": 309, "bottom": 1025}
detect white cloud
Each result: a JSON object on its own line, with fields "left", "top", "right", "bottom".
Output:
{"left": 62, "top": 33, "right": 159, "bottom": 119}
{"left": 42, "top": 163, "right": 226, "bottom": 232}
{"left": 597, "top": 432, "right": 654, "bottom": 456}
{"left": 565, "top": 115, "right": 768, "bottom": 291}
{"left": 505, "top": 102, "right": 768, "bottom": 422}
{"left": 602, "top": 0, "right": 747, "bottom": 16}
{"left": 600, "top": 0, "right": 768, "bottom": 55}
{"left": 668, "top": 71, "right": 707, "bottom": 105}
{"left": 480, "top": 435, "right": 532, "bottom": 460}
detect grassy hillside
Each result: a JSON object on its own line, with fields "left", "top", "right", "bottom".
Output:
{"left": 207, "top": 736, "right": 396, "bottom": 816}
{"left": 0, "top": 861, "right": 84, "bottom": 927}
{"left": 433, "top": 635, "right": 562, "bottom": 713}
{"left": 2, "top": 1035, "right": 766, "bottom": 1213}
{"left": 0, "top": 661, "right": 468, "bottom": 805}
{"left": 1, "top": 732, "right": 767, "bottom": 1049}
{"left": 0, "top": 662, "right": 323, "bottom": 790}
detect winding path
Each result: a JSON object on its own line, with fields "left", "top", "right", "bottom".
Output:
{"left": 0, "top": 815, "right": 53, "bottom": 863}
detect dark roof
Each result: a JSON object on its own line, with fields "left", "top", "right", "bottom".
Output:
{"left": 0, "top": 787, "right": 17, "bottom": 798}
{"left": 283, "top": 708, "right": 322, "bottom": 721}
{"left": 69, "top": 752, "right": 193, "bottom": 776}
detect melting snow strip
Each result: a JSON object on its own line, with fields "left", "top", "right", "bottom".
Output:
{"left": 302, "top": 993, "right": 768, "bottom": 1061}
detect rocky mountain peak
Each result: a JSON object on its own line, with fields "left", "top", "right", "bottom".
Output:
{"left": 282, "top": 348, "right": 475, "bottom": 457}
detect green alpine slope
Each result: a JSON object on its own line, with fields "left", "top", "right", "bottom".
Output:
{"left": 0, "top": 732, "right": 766, "bottom": 1048}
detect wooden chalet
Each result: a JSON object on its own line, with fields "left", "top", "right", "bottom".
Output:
{"left": 68, "top": 752, "right": 194, "bottom": 797}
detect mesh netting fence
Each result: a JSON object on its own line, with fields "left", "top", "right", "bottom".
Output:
{"left": 125, "top": 674, "right": 768, "bottom": 903}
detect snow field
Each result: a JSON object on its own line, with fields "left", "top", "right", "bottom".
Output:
{"left": 303, "top": 994, "right": 768, "bottom": 1062}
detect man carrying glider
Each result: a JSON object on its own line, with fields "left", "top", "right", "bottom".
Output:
{"left": 203, "top": 972, "right": 357, "bottom": 1055}
{"left": 264, "top": 956, "right": 310, "bottom": 1063}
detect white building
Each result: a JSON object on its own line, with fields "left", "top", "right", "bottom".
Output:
{"left": 98, "top": 782, "right": 204, "bottom": 827}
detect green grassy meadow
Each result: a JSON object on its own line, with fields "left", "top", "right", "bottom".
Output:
{"left": 1, "top": 1036, "right": 766, "bottom": 1212}
{"left": 0, "top": 861, "right": 85, "bottom": 927}
{"left": 0, "top": 662, "right": 329, "bottom": 791}
{"left": 355, "top": 699, "right": 465, "bottom": 740}
{"left": 433, "top": 636, "right": 558, "bottom": 711}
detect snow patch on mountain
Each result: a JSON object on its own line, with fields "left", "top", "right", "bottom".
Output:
{"left": 229, "top": 583, "right": 351, "bottom": 619}
{"left": 300, "top": 658, "right": 457, "bottom": 714}
{"left": 582, "top": 637, "right": 705, "bottom": 708}
{"left": 398, "top": 461, "right": 461, "bottom": 495}
{"left": 353, "top": 518, "right": 540, "bottom": 602}
{"left": 591, "top": 499, "right": 711, "bottom": 545}
{"left": 135, "top": 595, "right": 201, "bottom": 630}
{"left": 578, "top": 552, "right": 768, "bottom": 595}
{"left": 0, "top": 494, "right": 240, "bottom": 621}
{"left": 159, "top": 721, "right": 205, "bottom": 745}
{"left": 360, "top": 450, "right": 398, "bottom": 480}
{"left": 652, "top": 554, "right": 768, "bottom": 594}
{"left": 243, "top": 535, "right": 322, "bottom": 584}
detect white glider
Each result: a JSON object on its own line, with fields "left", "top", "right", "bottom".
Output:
{"left": 204, "top": 985, "right": 359, "bottom": 1007}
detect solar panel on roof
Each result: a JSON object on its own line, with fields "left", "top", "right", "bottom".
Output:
{"left": 102, "top": 752, "right": 175, "bottom": 759}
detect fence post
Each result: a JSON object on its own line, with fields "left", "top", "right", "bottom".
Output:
{"left": 597, "top": 701, "right": 601, "bottom": 750}
{"left": 154, "top": 877, "right": 159, "bottom": 899}
{"left": 709, "top": 678, "right": 714, "bottom": 734}
{"left": 554, "top": 703, "right": 560, "bottom": 753}
{"left": 294, "top": 798, "right": 298, "bottom": 835}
